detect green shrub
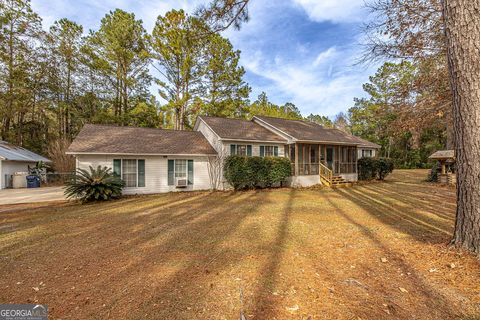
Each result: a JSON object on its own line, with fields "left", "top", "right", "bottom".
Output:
{"left": 224, "top": 156, "right": 250, "bottom": 190}
{"left": 266, "top": 157, "right": 292, "bottom": 187}
{"left": 358, "top": 157, "right": 377, "bottom": 180}
{"left": 427, "top": 161, "right": 440, "bottom": 182}
{"left": 248, "top": 156, "right": 268, "bottom": 187}
{"left": 64, "top": 166, "right": 124, "bottom": 203}
{"left": 358, "top": 157, "right": 394, "bottom": 181}
{"left": 376, "top": 157, "right": 394, "bottom": 180}
{"left": 224, "top": 155, "right": 292, "bottom": 190}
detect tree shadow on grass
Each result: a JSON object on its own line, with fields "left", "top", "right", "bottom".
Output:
{"left": 248, "top": 189, "right": 295, "bottom": 319}
{"left": 324, "top": 194, "right": 465, "bottom": 319}
{"left": 75, "top": 190, "right": 276, "bottom": 319}
{"left": 0, "top": 192, "right": 215, "bottom": 255}
{"left": 336, "top": 186, "right": 453, "bottom": 244}
{"left": 361, "top": 183, "right": 456, "bottom": 220}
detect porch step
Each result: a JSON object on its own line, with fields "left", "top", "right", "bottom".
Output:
{"left": 330, "top": 176, "right": 352, "bottom": 188}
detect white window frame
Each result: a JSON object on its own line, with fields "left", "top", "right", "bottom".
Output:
{"left": 113, "top": 159, "right": 145, "bottom": 188}
{"left": 362, "top": 149, "right": 373, "bottom": 158}
{"left": 237, "top": 144, "right": 247, "bottom": 156}
{"left": 230, "top": 144, "right": 252, "bottom": 156}
{"left": 174, "top": 159, "right": 187, "bottom": 179}
{"left": 264, "top": 146, "right": 275, "bottom": 157}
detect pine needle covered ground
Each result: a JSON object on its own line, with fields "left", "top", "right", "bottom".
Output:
{"left": 0, "top": 170, "right": 479, "bottom": 319}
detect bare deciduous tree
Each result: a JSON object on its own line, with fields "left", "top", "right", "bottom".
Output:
{"left": 207, "top": 149, "right": 227, "bottom": 190}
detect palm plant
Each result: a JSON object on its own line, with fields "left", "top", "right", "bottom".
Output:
{"left": 64, "top": 166, "right": 124, "bottom": 203}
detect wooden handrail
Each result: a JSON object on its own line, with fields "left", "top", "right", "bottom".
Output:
{"left": 319, "top": 162, "right": 333, "bottom": 186}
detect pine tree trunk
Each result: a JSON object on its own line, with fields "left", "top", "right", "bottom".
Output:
{"left": 443, "top": 0, "right": 480, "bottom": 254}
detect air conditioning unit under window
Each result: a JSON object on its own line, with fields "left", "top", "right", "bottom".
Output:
{"left": 175, "top": 177, "right": 188, "bottom": 188}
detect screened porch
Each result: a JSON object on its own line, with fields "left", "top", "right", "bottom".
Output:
{"left": 285, "top": 143, "right": 357, "bottom": 176}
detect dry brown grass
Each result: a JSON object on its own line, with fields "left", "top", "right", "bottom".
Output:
{"left": 0, "top": 169, "right": 479, "bottom": 319}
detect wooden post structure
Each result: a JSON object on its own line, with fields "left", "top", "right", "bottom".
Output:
{"left": 318, "top": 144, "right": 321, "bottom": 174}
{"left": 294, "top": 143, "right": 299, "bottom": 176}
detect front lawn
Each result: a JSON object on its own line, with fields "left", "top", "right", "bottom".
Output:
{"left": 0, "top": 170, "right": 479, "bottom": 319}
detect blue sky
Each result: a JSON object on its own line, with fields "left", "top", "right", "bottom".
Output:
{"left": 31, "top": 0, "right": 377, "bottom": 118}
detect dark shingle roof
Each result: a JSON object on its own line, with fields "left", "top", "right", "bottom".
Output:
{"left": 199, "top": 116, "right": 287, "bottom": 142}
{"left": 350, "top": 136, "right": 382, "bottom": 149}
{"left": 254, "top": 116, "right": 364, "bottom": 145}
{"left": 67, "top": 124, "right": 217, "bottom": 155}
{"left": 0, "top": 140, "right": 50, "bottom": 162}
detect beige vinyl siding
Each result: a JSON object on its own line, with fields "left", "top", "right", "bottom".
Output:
{"left": 76, "top": 154, "right": 211, "bottom": 194}
{"left": 195, "top": 120, "right": 224, "bottom": 153}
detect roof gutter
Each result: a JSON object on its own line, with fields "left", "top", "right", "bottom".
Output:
{"left": 66, "top": 152, "right": 218, "bottom": 156}
{"left": 195, "top": 116, "right": 223, "bottom": 141}
{"left": 219, "top": 138, "right": 287, "bottom": 144}
{"left": 294, "top": 140, "right": 361, "bottom": 146}
{"left": 252, "top": 116, "right": 296, "bottom": 140}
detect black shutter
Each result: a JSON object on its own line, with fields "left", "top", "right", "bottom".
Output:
{"left": 168, "top": 160, "right": 174, "bottom": 185}
{"left": 187, "top": 160, "right": 194, "bottom": 185}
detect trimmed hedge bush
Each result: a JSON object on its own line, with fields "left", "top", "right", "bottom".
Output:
{"left": 358, "top": 157, "right": 394, "bottom": 181}
{"left": 266, "top": 157, "right": 292, "bottom": 187}
{"left": 224, "top": 155, "right": 292, "bottom": 190}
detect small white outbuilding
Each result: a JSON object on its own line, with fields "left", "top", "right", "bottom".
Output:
{"left": 0, "top": 140, "right": 51, "bottom": 189}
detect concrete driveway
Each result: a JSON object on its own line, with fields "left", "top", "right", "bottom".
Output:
{"left": 0, "top": 187, "right": 66, "bottom": 205}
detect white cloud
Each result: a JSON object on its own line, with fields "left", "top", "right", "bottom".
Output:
{"left": 313, "top": 47, "right": 337, "bottom": 67}
{"left": 242, "top": 48, "right": 376, "bottom": 117}
{"left": 292, "top": 0, "right": 366, "bottom": 23}
{"left": 30, "top": 0, "right": 377, "bottom": 118}
{"left": 31, "top": 0, "right": 202, "bottom": 31}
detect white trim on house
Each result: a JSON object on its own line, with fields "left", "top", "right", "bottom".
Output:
{"left": 193, "top": 117, "right": 223, "bottom": 141}
{"left": 66, "top": 152, "right": 217, "bottom": 156}
{"left": 252, "top": 116, "right": 296, "bottom": 142}
{"left": 295, "top": 140, "right": 361, "bottom": 145}
{"left": 220, "top": 138, "right": 287, "bottom": 143}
